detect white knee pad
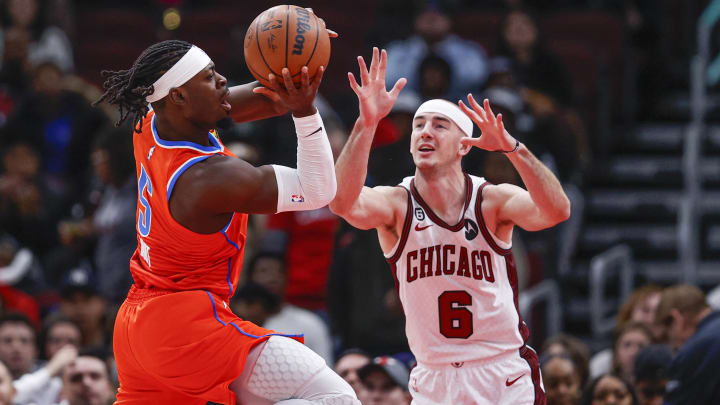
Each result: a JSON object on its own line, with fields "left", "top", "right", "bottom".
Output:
{"left": 243, "top": 336, "right": 359, "bottom": 405}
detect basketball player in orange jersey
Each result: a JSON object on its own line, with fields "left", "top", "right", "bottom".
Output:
{"left": 96, "top": 39, "right": 359, "bottom": 404}
{"left": 330, "top": 47, "right": 571, "bottom": 405}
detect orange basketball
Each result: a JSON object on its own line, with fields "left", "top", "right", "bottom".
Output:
{"left": 244, "top": 5, "right": 331, "bottom": 88}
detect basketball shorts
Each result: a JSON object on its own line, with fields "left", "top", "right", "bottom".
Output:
{"left": 409, "top": 346, "right": 546, "bottom": 405}
{"left": 113, "top": 286, "right": 303, "bottom": 405}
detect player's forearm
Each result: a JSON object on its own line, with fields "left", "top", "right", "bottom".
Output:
{"left": 272, "top": 111, "right": 336, "bottom": 212}
{"left": 329, "top": 117, "right": 377, "bottom": 215}
{"left": 228, "top": 82, "right": 288, "bottom": 122}
{"left": 506, "top": 143, "right": 571, "bottom": 222}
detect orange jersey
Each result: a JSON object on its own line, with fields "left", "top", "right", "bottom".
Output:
{"left": 129, "top": 110, "right": 246, "bottom": 302}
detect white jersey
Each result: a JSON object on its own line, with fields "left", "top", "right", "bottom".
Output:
{"left": 385, "top": 174, "right": 528, "bottom": 365}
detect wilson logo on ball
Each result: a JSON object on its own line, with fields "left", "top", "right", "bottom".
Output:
{"left": 291, "top": 7, "right": 311, "bottom": 55}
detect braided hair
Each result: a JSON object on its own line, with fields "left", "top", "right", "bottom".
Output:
{"left": 94, "top": 40, "right": 193, "bottom": 132}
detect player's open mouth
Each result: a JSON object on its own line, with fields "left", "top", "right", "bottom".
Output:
{"left": 220, "top": 92, "right": 232, "bottom": 112}
{"left": 418, "top": 144, "right": 435, "bottom": 153}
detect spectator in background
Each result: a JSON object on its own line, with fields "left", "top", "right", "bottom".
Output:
{"left": 542, "top": 334, "right": 591, "bottom": 389}
{"left": 0, "top": 0, "right": 73, "bottom": 96}
{"left": 385, "top": 6, "right": 489, "bottom": 102}
{"left": 10, "top": 317, "right": 81, "bottom": 404}
{"left": 0, "top": 233, "right": 46, "bottom": 297}
{"left": 2, "top": 59, "right": 107, "bottom": 202}
{"left": 417, "top": 54, "right": 452, "bottom": 101}
{"left": 494, "top": 8, "right": 590, "bottom": 181}
{"left": 357, "top": 356, "right": 412, "bottom": 405}
{"left": 327, "top": 222, "right": 408, "bottom": 356}
{"left": 86, "top": 127, "right": 136, "bottom": 304}
{"left": 230, "top": 283, "right": 280, "bottom": 328}
{"left": 617, "top": 286, "right": 663, "bottom": 339}
{"left": 59, "top": 349, "right": 115, "bottom": 405}
{"left": 58, "top": 268, "right": 108, "bottom": 350}
{"left": 41, "top": 317, "right": 82, "bottom": 362}
{"left": 13, "top": 344, "right": 76, "bottom": 405}
{"left": 611, "top": 322, "right": 652, "bottom": 386}
{"left": 582, "top": 374, "right": 637, "bottom": 405}
{"left": 243, "top": 252, "right": 334, "bottom": 365}
{"left": 655, "top": 285, "right": 720, "bottom": 404}
{"left": 335, "top": 349, "right": 371, "bottom": 398}
{"left": 0, "top": 360, "right": 14, "bottom": 405}
{"left": 261, "top": 206, "right": 339, "bottom": 312}
{"left": 0, "top": 141, "right": 63, "bottom": 258}
{"left": 0, "top": 313, "right": 36, "bottom": 380}
{"left": 632, "top": 345, "right": 672, "bottom": 405}
{"left": 591, "top": 286, "right": 663, "bottom": 379}
{"left": 541, "top": 353, "right": 582, "bottom": 405}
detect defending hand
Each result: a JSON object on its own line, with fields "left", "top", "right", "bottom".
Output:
{"left": 348, "top": 47, "right": 406, "bottom": 126}
{"left": 458, "top": 95, "right": 518, "bottom": 153}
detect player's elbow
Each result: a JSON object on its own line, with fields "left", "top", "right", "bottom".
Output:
{"left": 551, "top": 197, "right": 571, "bottom": 224}
{"left": 329, "top": 196, "right": 351, "bottom": 217}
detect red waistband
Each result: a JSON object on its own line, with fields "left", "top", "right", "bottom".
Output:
{"left": 125, "top": 285, "right": 179, "bottom": 303}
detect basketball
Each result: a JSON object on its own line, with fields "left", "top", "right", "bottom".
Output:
{"left": 244, "top": 5, "right": 331, "bottom": 87}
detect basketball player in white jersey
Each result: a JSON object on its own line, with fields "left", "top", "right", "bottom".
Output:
{"left": 330, "top": 47, "right": 570, "bottom": 405}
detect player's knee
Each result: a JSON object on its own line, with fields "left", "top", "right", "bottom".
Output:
{"left": 297, "top": 365, "right": 359, "bottom": 404}
{"left": 248, "top": 336, "right": 359, "bottom": 404}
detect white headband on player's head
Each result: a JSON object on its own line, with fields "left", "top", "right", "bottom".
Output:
{"left": 413, "top": 99, "right": 474, "bottom": 137}
{"left": 145, "top": 45, "right": 212, "bottom": 103}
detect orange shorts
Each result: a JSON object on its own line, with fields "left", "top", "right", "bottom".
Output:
{"left": 113, "top": 286, "right": 303, "bottom": 404}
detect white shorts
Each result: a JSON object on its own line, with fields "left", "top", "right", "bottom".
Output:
{"left": 409, "top": 346, "right": 545, "bottom": 405}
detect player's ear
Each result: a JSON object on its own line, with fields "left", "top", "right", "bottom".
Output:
{"left": 168, "top": 87, "right": 187, "bottom": 106}
{"left": 459, "top": 140, "right": 471, "bottom": 157}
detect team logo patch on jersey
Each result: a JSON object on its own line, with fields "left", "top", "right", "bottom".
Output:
{"left": 414, "top": 207, "right": 425, "bottom": 221}
{"left": 291, "top": 194, "right": 305, "bottom": 203}
{"left": 464, "top": 219, "right": 479, "bottom": 241}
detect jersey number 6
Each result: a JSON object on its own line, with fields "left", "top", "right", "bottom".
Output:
{"left": 438, "top": 290, "right": 473, "bottom": 339}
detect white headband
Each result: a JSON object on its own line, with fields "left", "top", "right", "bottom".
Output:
{"left": 145, "top": 46, "right": 212, "bottom": 103}
{"left": 413, "top": 99, "right": 473, "bottom": 137}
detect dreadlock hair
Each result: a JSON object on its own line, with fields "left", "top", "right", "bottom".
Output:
{"left": 94, "top": 40, "right": 193, "bottom": 133}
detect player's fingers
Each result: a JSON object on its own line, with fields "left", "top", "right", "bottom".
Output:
{"left": 252, "top": 87, "right": 282, "bottom": 103}
{"left": 467, "top": 94, "right": 486, "bottom": 121}
{"left": 266, "top": 73, "right": 283, "bottom": 93}
{"left": 300, "top": 66, "right": 310, "bottom": 90}
{"left": 281, "top": 68, "right": 296, "bottom": 94}
{"left": 379, "top": 49, "right": 388, "bottom": 83}
{"left": 368, "top": 47, "right": 380, "bottom": 80}
{"left": 389, "top": 77, "right": 407, "bottom": 99}
{"left": 357, "top": 56, "right": 370, "bottom": 86}
{"left": 497, "top": 113, "right": 506, "bottom": 134}
{"left": 484, "top": 98, "right": 496, "bottom": 124}
{"left": 458, "top": 100, "right": 482, "bottom": 124}
{"left": 327, "top": 29, "right": 339, "bottom": 38}
{"left": 460, "top": 136, "right": 477, "bottom": 147}
{"left": 348, "top": 72, "right": 361, "bottom": 95}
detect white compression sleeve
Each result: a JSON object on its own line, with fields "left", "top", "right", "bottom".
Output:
{"left": 272, "top": 111, "right": 337, "bottom": 212}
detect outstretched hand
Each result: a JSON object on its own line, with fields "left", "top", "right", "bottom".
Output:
{"left": 348, "top": 47, "right": 406, "bottom": 126}
{"left": 458, "top": 95, "right": 517, "bottom": 152}
{"left": 253, "top": 65, "right": 324, "bottom": 118}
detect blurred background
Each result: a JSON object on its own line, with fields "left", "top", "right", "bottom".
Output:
{"left": 0, "top": 0, "right": 717, "bottom": 404}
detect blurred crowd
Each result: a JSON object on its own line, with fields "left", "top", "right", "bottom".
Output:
{"left": 0, "top": 0, "right": 705, "bottom": 404}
